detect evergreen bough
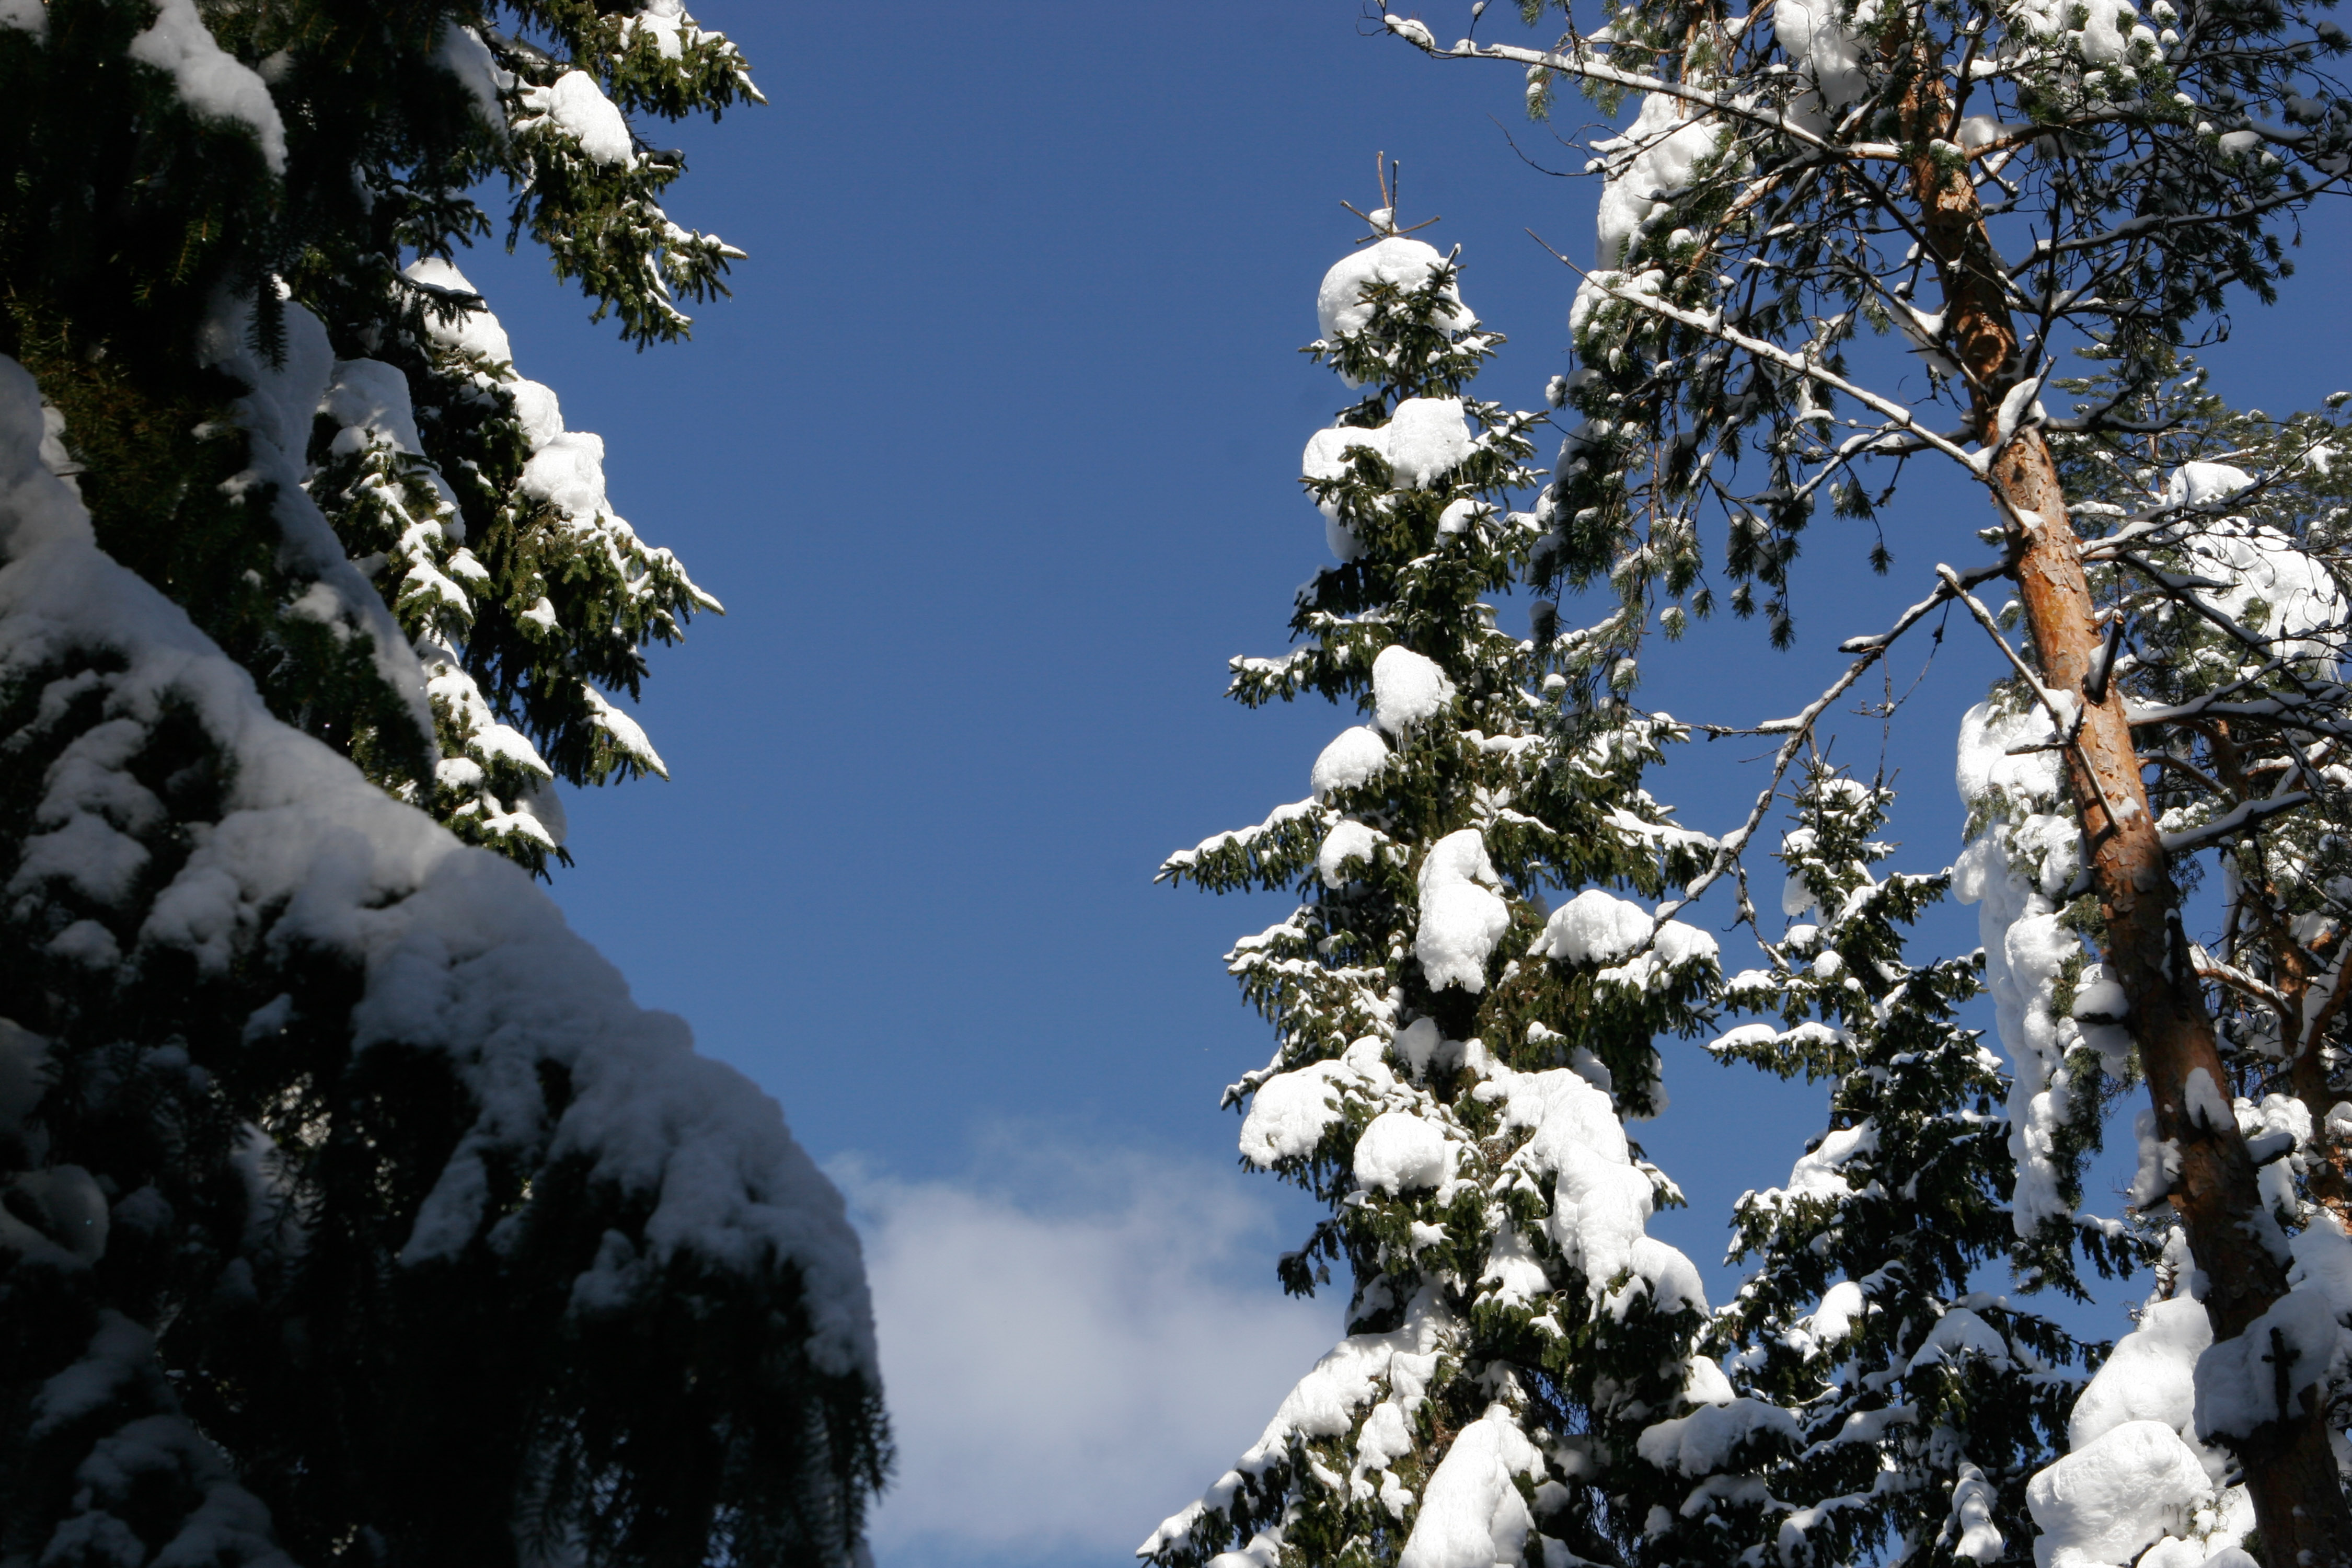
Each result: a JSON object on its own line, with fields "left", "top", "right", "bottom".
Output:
{"left": 0, "top": 5, "right": 886, "bottom": 1566}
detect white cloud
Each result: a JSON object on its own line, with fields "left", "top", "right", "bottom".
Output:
{"left": 834, "top": 1128, "right": 1337, "bottom": 1568}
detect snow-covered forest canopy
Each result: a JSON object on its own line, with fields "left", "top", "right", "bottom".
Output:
{"left": 3, "top": 2, "right": 2352, "bottom": 1567}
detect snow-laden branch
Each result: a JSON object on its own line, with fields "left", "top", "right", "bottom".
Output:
{"left": 1939, "top": 564, "right": 2152, "bottom": 845}
{"left": 2190, "top": 942, "right": 2295, "bottom": 1013}
{"left": 1565, "top": 272, "right": 1988, "bottom": 470}
{"left": 2112, "top": 550, "right": 2350, "bottom": 725}
{"left": 1938, "top": 564, "right": 2082, "bottom": 744}
{"left": 2161, "top": 791, "right": 2313, "bottom": 856}
{"left": 1386, "top": 17, "right": 1901, "bottom": 164}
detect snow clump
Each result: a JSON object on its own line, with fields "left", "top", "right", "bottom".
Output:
{"left": 1395, "top": 1405, "right": 1544, "bottom": 1568}
{"left": 1811, "top": 1279, "right": 1865, "bottom": 1342}
{"left": 1302, "top": 424, "right": 1383, "bottom": 560}
{"left": 1772, "top": 0, "right": 1875, "bottom": 126}
{"left": 2009, "top": 0, "right": 2162, "bottom": 67}
{"left": 1592, "top": 93, "right": 1727, "bottom": 269}
{"left": 1317, "top": 237, "right": 1471, "bottom": 342}
{"left": 1415, "top": 829, "right": 1509, "bottom": 992}
{"left": 1383, "top": 398, "right": 1475, "bottom": 489}
{"left": 1907, "top": 1307, "right": 2012, "bottom": 1371}
{"left": 1953, "top": 700, "right": 2088, "bottom": 1239}
{"left": 1241, "top": 1064, "right": 1350, "bottom": 1167}
{"left": 2026, "top": 1420, "right": 2211, "bottom": 1568}
{"left": 520, "top": 70, "right": 636, "bottom": 165}
{"left": 1535, "top": 888, "right": 1652, "bottom": 964}
{"left": 1373, "top": 644, "right": 1454, "bottom": 731}
{"left": 1486, "top": 1064, "right": 1703, "bottom": 1309}
{"left": 2165, "top": 462, "right": 2254, "bottom": 511}
{"left": 1534, "top": 889, "right": 1716, "bottom": 991}
{"left": 1303, "top": 425, "right": 1387, "bottom": 496}
{"left": 1240, "top": 1036, "right": 1397, "bottom": 1168}
{"left": 129, "top": 0, "right": 289, "bottom": 174}
{"left": 1952, "top": 1464, "right": 2004, "bottom": 1563}
{"left": 433, "top": 21, "right": 511, "bottom": 129}
{"left": 1318, "top": 820, "right": 1383, "bottom": 887}
{"left": 404, "top": 257, "right": 516, "bottom": 366}
{"left": 2069, "top": 1296, "right": 2212, "bottom": 1453}
{"left": 1354, "top": 1111, "right": 1455, "bottom": 1193}
{"left": 1302, "top": 399, "right": 1477, "bottom": 557}
{"left": 1763, "top": 1122, "right": 1877, "bottom": 1206}
{"left": 622, "top": 0, "right": 700, "bottom": 59}
{"left": 1392, "top": 1018, "right": 1446, "bottom": 1081}
{"left": 2162, "top": 460, "right": 2345, "bottom": 672}
{"left": 1312, "top": 725, "right": 1391, "bottom": 801}
{"left": 1636, "top": 1398, "right": 1802, "bottom": 1475}
{"left": 2193, "top": 1286, "right": 2345, "bottom": 1440}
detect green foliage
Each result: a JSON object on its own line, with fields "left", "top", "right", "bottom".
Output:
{"left": 0, "top": 7, "right": 889, "bottom": 1567}
{"left": 0, "top": 0, "right": 744, "bottom": 873}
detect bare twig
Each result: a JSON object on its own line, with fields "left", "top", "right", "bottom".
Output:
{"left": 1658, "top": 567, "right": 1990, "bottom": 926}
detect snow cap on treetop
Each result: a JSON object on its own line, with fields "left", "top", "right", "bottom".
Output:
{"left": 1316, "top": 236, "right": 1471, "bottom": 341}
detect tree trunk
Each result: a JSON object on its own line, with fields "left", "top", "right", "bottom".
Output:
{"left": 1896, "top": 28, "right": 2352, "bottom": 1561}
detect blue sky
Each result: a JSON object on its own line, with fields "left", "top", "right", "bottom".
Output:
{"left": 452, "top": 6, "right": 2352, "bottom": 1563}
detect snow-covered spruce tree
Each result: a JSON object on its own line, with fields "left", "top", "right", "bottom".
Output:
{"left": 1141, "top": 217, "right": 1761, "bottom": 1568}
{"left": 1690, "top": 763, "right": 2123, "bottom": 1565}
{"left": 0, "top": 6, "right": 885, "bottom": 1567}
{"left": 1378, "top": 0, "right": 2352, "bottom": 1552}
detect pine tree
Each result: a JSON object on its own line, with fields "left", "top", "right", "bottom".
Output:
{"left": 2001, "top": 366, "right": 2352, "bottom": 1566}
{"left": 1373, "top": 0, "right": 2352, "bottom": 1552}
{"left": 1143, "top": 201, "right": 1746, "bottom": 1568}
{"left": 0, "top": 5, "right": 885, "bottom": 1565}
